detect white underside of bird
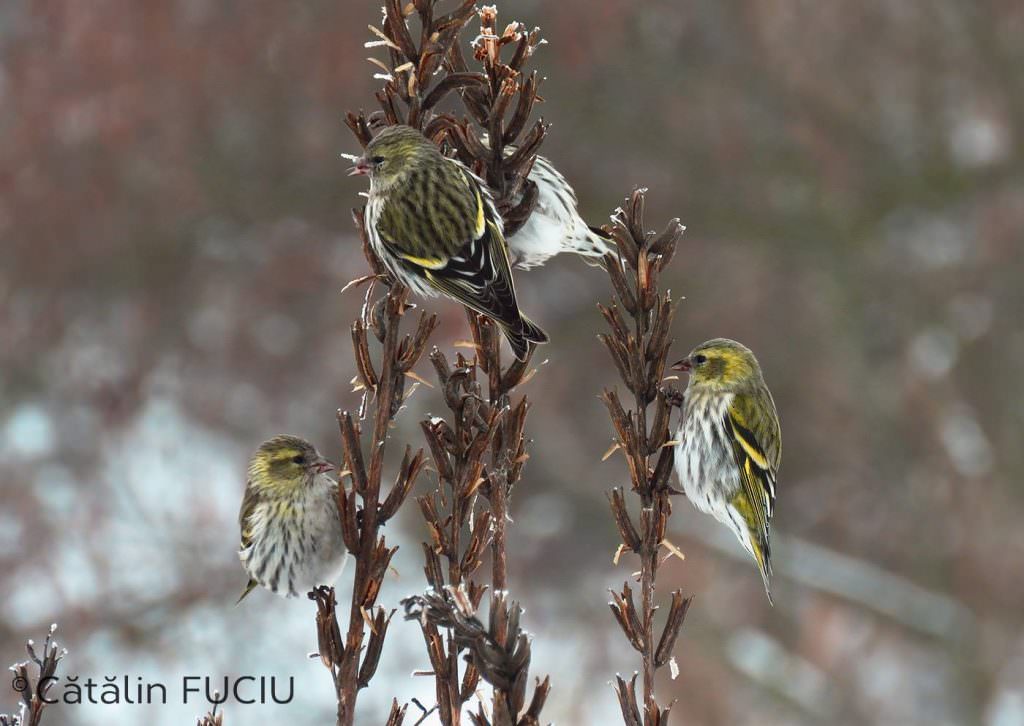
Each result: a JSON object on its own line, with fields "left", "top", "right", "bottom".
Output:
{"left": 477, "top": 135, "right": 612, "bottom": 269}
{"left": 674, "top": 391, "right": 764, "bottom": 571}
{"left": 239, "top": 473, "right": 348, "bottom": 598}
{"left": 506, "top": 154, "right": 612, "bottom": 269}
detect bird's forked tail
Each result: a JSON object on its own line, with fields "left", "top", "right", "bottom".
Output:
{"left": 501, "top": 315, "right": 549, "bottom": 361}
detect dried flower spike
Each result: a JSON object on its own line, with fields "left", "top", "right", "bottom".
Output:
{"left": 599, "top": 189, "right": 691, "bottom": 723}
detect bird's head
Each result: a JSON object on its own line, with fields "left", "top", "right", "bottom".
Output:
{"left": 350, "top": 125, "right": 438, "bottom": 191}
{"left": 671, "top": 338, "right": 763, "bottom": 391}
{"left": 248, "top": 435, "right": 333, "bottom": 495}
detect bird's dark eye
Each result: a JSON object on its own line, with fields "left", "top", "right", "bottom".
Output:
{"left": 370, "top": 155, "right": 385, "bottom": 165}
{"left": 693, "top": 354, "right": 707, "bottom": 365}
{"left": 291, "top": 454, "right": 305, "bottom": 465}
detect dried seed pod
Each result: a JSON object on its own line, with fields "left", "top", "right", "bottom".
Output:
{"left": 338, "top": 487, "right": 361, "bottom": 555}
{"left": 609, "top": 488, "right": 642, "bottom": 552}
{"left": 655, "top": 591, "right": 692, "bottom": 667}
{"left": 352, "top": 321, "right": 379, "bottom": 392}
{"left": 613, "top": 674, "right": 643, "bottom": 726}
{"left": 609, "top": 584, "right": 645, "bottom": 652}
{"left": 345, "top": 111, "right": 374, "bottom": 147}
{"left": 610, "top": 218, "right": 641, "bottom": 269}
{"left": 358, "top": 608, "right": 394, "bottom": 687}
{"left": 385, "top": 699, "right": 408, "bottom": 726}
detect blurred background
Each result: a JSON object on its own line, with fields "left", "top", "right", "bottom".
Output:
{"left": 2, "top": 1, "right": 1021, "bottom": 724}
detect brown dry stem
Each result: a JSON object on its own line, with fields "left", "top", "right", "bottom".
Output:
{"left": 351, "top": 2, "right": 550, "bottom": 724}
{"left": 599, "top": 189, "right": 692, "bottom": 724}
{"left": 310, "top": 213, "right": 438, "bottom": 725}
{"left": 2, "top": 625, "right": 65, "bottom": 726}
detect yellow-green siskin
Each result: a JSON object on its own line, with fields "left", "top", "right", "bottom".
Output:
{"left": 237, "top": 436, "right": 347, "bottom": 603}
{"left": 351, "top": 125, "right": 548, "bottom": 361}
{"left": 672, "top": 339, "right": 781, "bottom": 604}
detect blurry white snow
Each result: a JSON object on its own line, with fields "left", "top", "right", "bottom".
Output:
{"left": 908, "top": 326, "right": 958, "bottom": 380}
{"left": 988, "top": 640, "right": 1024, "bottom": 726}
{"left": 884, "top": 210, "right": 968, "bottom": 270}
{"left": 988, "top": 689, "right": 1024, "bottom": 726}
{"left": 948, "top": 293, "right": 993, "bottom": 342}
{"left": 726, "top": 627, "right": 837, "bottom": 718}
{"left": 225, "top": 381, "right": 272, "bottom": 429}
{"left": 0, "top": 510, "right": 23, "bottom": 552}
{"left": 2, "top": 402, "right": 56, "bottom": 457}
{"left": 518, "top": 491, "right": 571, "bottom": 540}
{"left": 4, "top": 572, "right": 60, "bottom": 629}
{"left": 949, "top": 113, "right": 1010, "bottom": 169}
{"left": 939, "top": 404, "right": 994, "bottom": 478}
{"left": 100, "top": 395, "right": 241, "bottom": 569}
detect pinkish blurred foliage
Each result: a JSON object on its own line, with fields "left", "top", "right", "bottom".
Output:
{"left": 2, "top": 1, "right": 1023, "bottom": 724}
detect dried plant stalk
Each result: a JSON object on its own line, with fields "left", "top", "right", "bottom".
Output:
{"left": 339, "top": 0, "right": 561, "bottom": 720}
{"left": 411, "top": 347, "right": 495, "bottom": 724}
{"left": 599, "top": 189, "right": 692, "bottom": 724}
{"left": 347, "top": 0, "right": 481, "bottom": 140}
{"left": 352, "top": 2, "right": 551, "bottom": 723}
{"left": 2, "top": 625, "right": 65, "bottom": 726}
{"left": 404, "top": 587, "right": 550, "bottom": 726}
{"left": 308, "top": 1, "right": 515, "bottom": 721}
{"left": 196, "top": 703, "right": 224, "bottom": 726}
{"left": 405, "top": 311, "right": 543, "bottom": 725}
{"left": 310, "top": 212, "right": 438, "bottom": 725}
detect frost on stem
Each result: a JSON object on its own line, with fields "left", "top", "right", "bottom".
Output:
{"left": 3, "top": 625, "right": 65, "bottom": 726}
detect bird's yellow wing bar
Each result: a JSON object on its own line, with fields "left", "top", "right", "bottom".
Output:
{"left": 396, "top": 252, "right": 448, "bottom": 269}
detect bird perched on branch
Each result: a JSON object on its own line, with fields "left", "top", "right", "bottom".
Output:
{"left": 237, "top": 436, "right": 347, "bottom": 603}
{"left": 672, "top": 339, "right": 781, "bottom": 603}
{"left": 351, "top": 125, "right": 548, "bottom": 361}
{"left": 478, "top": 135, "right": 613, "bottom": 269}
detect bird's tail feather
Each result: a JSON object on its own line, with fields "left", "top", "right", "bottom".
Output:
{"left": 518, "top": 315, "right": 549, "bottom": 344}
{"left": 501, "top": 315, "right": 548, "bottom": 361}
{"left": 730, "top": 492, "right": 774, "bottom": 605}
{"left": 579, "top": 225, "right": 614, "bottom": 267}
{"left": 749, "top": 535, "right": 774, "bottom": 606}
{"left": 236, "top": 578, "right": 258, "bottom": 606}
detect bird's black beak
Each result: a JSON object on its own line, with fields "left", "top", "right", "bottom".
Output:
{"left": 671, "top": 357, "right": 692, "bottom": 372}
{"left": 348, "top": 157, "right": 371, "bottom": 176}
